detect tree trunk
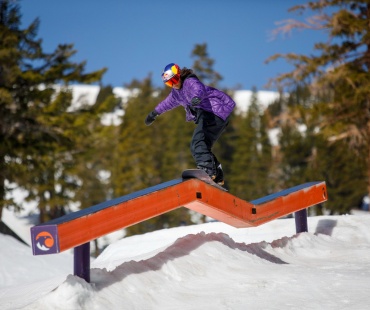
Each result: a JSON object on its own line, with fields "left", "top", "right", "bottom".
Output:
{"left": 39, "top": 207, "right": 46, "bottom": 224}
{"left": 366, "top": 3, "right": 370, "bottom": 210}
{"left": 367, "top": 117, "right": 370, "bottom": 211}
{"left": 93, "top": 239, "right": 99, "bottom": 257}
{"left": 0, "top": 153, "right": 5, "bottom": 221}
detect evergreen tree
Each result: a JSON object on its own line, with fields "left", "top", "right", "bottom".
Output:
{"left": 111, "top": 77, "right": 194, "bottom": 236}
{"left": 229, "top": 88, "right": 272, "bottom": 200}
{"left": 309, "top": 133, "right": 366, "bottom": 214}
{"left": 278, "top": 123, "right": 313, "bottom": 188}
{"left": 72, "top": 85, "right": 120, "bottom": 255}
{"left": 113, "top": 77, "right": 163, "bottom": 194}
{"left": 267, "top": 0, "right": 370, "bottom": 203}
{"left": 191, "top": 43, "right": 223, "bottom": 88}
{"left": 276, "top": 84, "right": 367, "bottom": 214}
{"left": 0, "top": 1, "right": 106, "bottom": 221}
{"left": 275, "top": 85, "right": 319, "bottom": 192}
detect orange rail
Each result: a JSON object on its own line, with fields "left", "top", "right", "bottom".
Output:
{"left": 31, "top": 178, "right": 327, "bottom": 255}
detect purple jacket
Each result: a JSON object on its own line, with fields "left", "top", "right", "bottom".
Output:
{"left": 154, "top": 77, "right": 236, "bottom": 122}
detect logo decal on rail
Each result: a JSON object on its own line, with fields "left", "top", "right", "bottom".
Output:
{"left": 35, "top": 231, "right": 55, "bottom": 251}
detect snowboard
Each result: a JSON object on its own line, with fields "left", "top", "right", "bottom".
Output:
{"left": 182, "top": 169, "right": 228, "bottom": 192}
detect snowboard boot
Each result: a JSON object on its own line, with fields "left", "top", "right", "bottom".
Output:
{"left": 197, "top": 165, "right": 216, "bottom": 180}
{"left": 197, "top": 165, "right": 224, "bottom": 186}
{"left": 213, "top": 164, "right": 224, "bottom": 186}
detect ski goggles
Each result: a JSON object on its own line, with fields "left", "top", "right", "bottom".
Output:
{"left": 162, "top": 64, "right": 181, "bottom": 87}
{"left": 163, "top": 74, "right": 180, "bottom": 87}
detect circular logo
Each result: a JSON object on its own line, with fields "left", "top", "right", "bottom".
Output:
{"left": 35, "top": 231, "right": 55, "bottom": 251}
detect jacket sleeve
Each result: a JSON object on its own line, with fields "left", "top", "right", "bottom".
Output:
{"left": 154, "top": 92, "right": 180, "bottom": 115}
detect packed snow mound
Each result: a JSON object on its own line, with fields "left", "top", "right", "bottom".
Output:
{"left": 0, "top": 235, "right": 73, "bottom": 288}
{"left": 2, "top": 214, "right": 369, "bottom": 310}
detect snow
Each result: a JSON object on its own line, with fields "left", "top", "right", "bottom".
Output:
{"left": 1, "top": 211, "right": 370, "bottom": 309}
{"left": 60, "top": 84, "right": 284, "bottom": 128}
{"left": 49, "top": 84, "right": 283, "bottom": 127}
{"left": 233, "top": 90, "right": 281, "bottom": 114}
{"left": 54, "top": 84, "right": 281, "bottom": 116}
{"left": 2, "top": 185, "right": 38, "bottom": 245}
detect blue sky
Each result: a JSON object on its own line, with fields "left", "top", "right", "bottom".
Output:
{"left": 20, "top": 0, "right": 327, "bottom": 90}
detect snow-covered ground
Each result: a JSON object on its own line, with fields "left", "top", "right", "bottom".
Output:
{"left": 1, "top": 211, "right": 369, "bottom": 309}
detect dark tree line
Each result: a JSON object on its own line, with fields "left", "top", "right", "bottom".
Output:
{"left": 267, "top": 0, "right": 370, "bottom": 211}
{"left": 0, "top": 0, "right": 109, "bottom": 223}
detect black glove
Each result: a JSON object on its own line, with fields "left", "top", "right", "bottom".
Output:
{"left": 191, "top": 96, "right": 201, "bottom": 106}
{"left": 145, "top": 110, "right": 159, "bottom": 126}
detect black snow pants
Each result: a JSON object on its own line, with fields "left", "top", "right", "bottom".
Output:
{"left": 190, "top": 109, "right": 230, "bottom": 176}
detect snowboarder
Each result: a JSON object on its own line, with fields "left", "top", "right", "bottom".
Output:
{"left": 145, "top": 63, "right": 236, "bottom": 185}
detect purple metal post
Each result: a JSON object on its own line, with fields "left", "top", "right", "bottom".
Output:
{"left": 294, "top": 208, "right": 308, "bottom": 233}
{"left": 74, "top": 242, "right": 90, "bottom": 283}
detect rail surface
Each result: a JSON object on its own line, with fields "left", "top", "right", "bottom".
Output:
{"left": 31, "top": 177, "right": 327, "bottom": 256}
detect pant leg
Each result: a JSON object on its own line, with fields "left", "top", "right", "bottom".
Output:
{"left": 190, "top": 110, "right": 229, "bottom": 174}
